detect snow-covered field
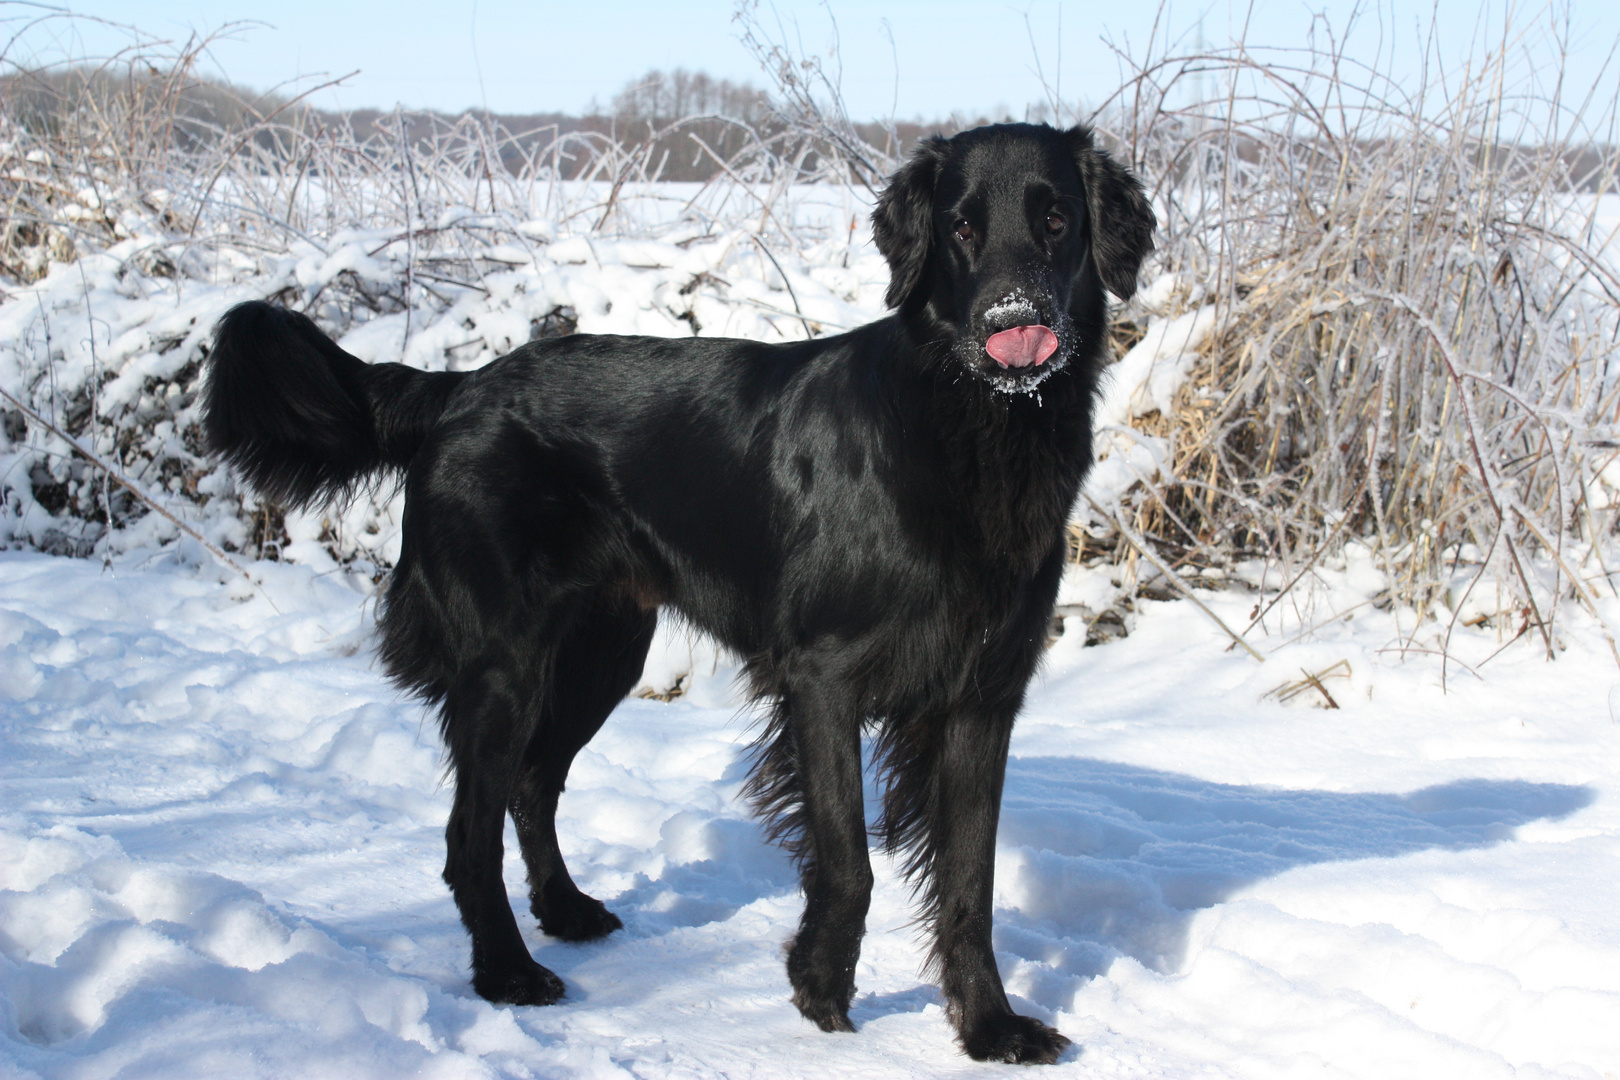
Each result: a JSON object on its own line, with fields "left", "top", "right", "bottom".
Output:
{"left": 2, "top": 545, "right": 1618, "bottom": 1079}
{"left": 2, "top": 176, "right": 1619, "bottom": 1077}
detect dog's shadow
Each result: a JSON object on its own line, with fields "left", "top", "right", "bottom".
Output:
{"left": 989, "top": 756, "right": 1594, "bottom": 981}
{"left": 604, "top": 752, "right": 1591, "bottom": 998}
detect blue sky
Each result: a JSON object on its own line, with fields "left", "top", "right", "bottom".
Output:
{"left": 6, "top": 1, "right": 1618, "bottom": 125}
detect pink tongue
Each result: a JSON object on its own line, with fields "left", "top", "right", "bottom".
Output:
{"left": 985, "top": 325, "right": 1059, "bottom": 368}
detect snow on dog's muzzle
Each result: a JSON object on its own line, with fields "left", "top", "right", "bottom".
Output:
{"left": 984, "top": 325, "right": 1059, "bottom": 369}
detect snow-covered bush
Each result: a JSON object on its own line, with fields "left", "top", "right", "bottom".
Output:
{"left": 1069, "top": 24, "right": 1620, "bottom": 653}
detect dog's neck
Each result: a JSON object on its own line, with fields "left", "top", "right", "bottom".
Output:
{"left": 880, "top": 315, "right": 1097, "bottom": 575}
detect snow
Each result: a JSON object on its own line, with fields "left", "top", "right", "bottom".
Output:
{"left": 1095, "top": 304, "right": 1218, "bottom": 431}
{"left": 1083, "top": 293, "right": 1220, "bottom": 510}
{"left": 3, "top": 547, "right": 1618, "bottom": 1079}
{"left": 2, "top": 174, "right": 1618, "bottom": 1076}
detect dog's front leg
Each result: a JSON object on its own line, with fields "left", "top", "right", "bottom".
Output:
{"left": 782, "top": 684, "right": 872, "bottom": 1033}
{"left": 928, "top": 709, "right": 1070, "bottom": 1064}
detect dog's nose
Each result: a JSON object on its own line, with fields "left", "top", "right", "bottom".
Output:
{"left": 981, "top": 293, "right": 1043, "bottom": 334}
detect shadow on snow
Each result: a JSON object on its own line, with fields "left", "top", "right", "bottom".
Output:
{"left": 988, "top": 756, "right": 1593, "bottom": 983}
{"left": 599, "top": 748, "right": 1590, "bottom": 1024}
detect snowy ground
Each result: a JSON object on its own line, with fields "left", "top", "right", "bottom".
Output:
{"left": 2, "top": 547, "right": 1618, "bottom": 1079}
{"left": 3, "top": 176, "right": 1619, "bottom": 1076}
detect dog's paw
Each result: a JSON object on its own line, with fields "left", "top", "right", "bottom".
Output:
{"left": 472, "top": 962, "right": 566, "bottom": 1007}
{"left": 959, "top": 1012, "right": 1071, "bottom": 1064}
{"left": 791, "top": 988, "right": 858, "bottom": 1033}
{"left": 785, "top": 937, "right": 858, "bottom": 1033}
{"left": 535, "top": 890, "right": 623, "bottom": 942}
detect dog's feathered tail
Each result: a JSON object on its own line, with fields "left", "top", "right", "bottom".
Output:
{"left": 204, "top": 301, "right": 465, "bottom": 508}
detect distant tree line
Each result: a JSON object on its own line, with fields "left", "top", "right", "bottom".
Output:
{"left": 11, "top": 63, "right": 1605, "bottom": 189}
{"left": 332, "top": 67, "right": 996, "bottom": 182}
{"left": 0, "top": 62, "right": 1011, "bottom": 183}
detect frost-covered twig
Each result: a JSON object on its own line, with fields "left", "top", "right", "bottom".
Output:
{"left": 1085, "top": 493, "right": 1265, "bottom": 661}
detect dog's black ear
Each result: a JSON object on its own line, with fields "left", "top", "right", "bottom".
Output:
{"left": 1066, "top": 126, "right": 1156, "bottom": 301}
{"left": 871, "top": 136, "right": 949, "bottom": 310}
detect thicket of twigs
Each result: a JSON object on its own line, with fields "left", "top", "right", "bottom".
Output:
{"left": 0, "top": 40, "right": 862, "bottom": 288}
{"left": 1074, "top": 20, "right": 1620, "bottom": 657}
{"left": 2, "top": 7, "right": 1618, "bottom": 660}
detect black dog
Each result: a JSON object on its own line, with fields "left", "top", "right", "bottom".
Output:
{"left": 204, "top": 122, "right": 1153, "bottom": 1064}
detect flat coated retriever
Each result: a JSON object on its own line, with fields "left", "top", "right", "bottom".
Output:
{"left": 203, "top": 122, "right": 1154, "bottom": 1064}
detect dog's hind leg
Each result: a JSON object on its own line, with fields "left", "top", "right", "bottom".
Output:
{"left": 510, "top": 593, "right": 655, "bottom": 941}
{"left": 441, "top": 654, "right": 566, "bottom": 1006}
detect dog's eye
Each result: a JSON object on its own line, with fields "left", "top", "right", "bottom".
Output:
{"left": 954, "top": 220, "right": 974, "bottom": 242}
{"left": 1046, "top": 212, "right": 1067, "bottom": 237}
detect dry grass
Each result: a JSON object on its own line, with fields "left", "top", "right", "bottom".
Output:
{"left": 1074, "top": 10, "right": 1620, "bottom": 655}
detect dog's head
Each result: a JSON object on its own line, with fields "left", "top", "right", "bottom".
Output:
{"left": 872, "top": 123, "right": 1155, "bottom": 392}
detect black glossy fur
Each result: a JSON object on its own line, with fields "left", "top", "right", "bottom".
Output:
{"left": 203, "top": 123, "right": 1154, "bottom": 1064}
